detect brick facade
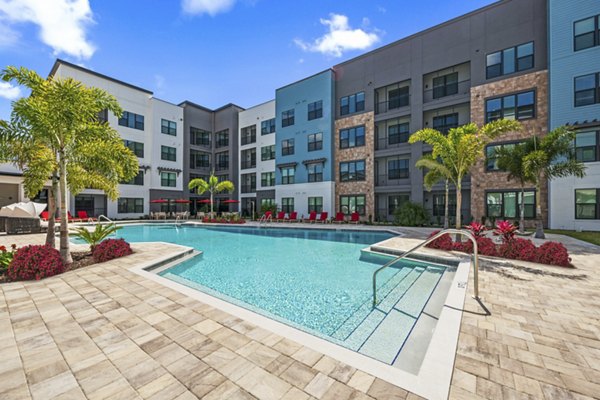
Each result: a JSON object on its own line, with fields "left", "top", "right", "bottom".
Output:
{"left": 334, "top": 112, "right": 376, "bottom": 219}
{"left": 470, "top": 70, "right": 549, "bottom": 227}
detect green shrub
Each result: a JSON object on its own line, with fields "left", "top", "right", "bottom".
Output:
{"left": 72, "top": 223, "right": 122, "bottom": 251}
{"left": 260, "top": 203, "right": 278, "bottom": 216}
{"left": 393, "top": 202, "right": 430, "bottom": 226}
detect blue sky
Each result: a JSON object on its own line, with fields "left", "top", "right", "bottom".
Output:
{"left": 0, "top": 0, "right": 496, "bottom": 120}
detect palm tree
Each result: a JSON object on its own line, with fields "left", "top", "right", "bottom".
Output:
{"left": 414, "top": 154, "right": 453, "bottom": 229}
{"left": 409, "top": 119, "right": 522, "bottom": 230}
{"left": 189, "top": 172, "right": 235, "bottom": 218}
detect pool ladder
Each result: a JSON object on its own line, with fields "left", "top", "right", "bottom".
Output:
{"left": 372, "top": 229, "right": 480, "bottom": 307}
{"left": 97, "top": 215, "right": 119, "bottom": 237}
{"left": 258, "top": 214, "right": 272, "bottom": 226}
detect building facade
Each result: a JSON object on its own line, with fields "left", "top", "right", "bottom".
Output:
{"left": 548, "top": 0, "right": 600, "bottom": 230}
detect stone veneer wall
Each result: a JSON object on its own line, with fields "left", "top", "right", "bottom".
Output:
{"left": 470, "top": 70, "right": 548, "bottom": 227}
{"left": 334, "top": 112, "right": 375, "bottom": 219}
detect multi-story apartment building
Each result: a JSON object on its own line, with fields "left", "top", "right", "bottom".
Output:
{"left": 548, "top": 0, "right": 600, "bottom": 230}
{"left": 275, "top": 70, "right": 335, "bottom": 217}
{"left": 331, "top": 0, "right": 547, "bottom": 225}
{"left": 238, "top": 100, "right": 276, "bottom": 217}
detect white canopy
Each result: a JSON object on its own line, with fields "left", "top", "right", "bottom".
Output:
{"left": 0, "top": 202, "right": 46, "bottom": 218}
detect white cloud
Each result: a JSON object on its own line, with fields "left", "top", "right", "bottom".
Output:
{"left": 0, "top": 81, "right": 21, "bottom": 100}
{"left": 0, "top": 20, "right": 19, "bottom": 48}
{"left": 181, "top": 0, "right": 236, "bottom": 16}
{"left": 294, "top": 14, "right": 380, "bottom": 57}
{"left": 0, "top": 0, "right": 95, "bottom": 59}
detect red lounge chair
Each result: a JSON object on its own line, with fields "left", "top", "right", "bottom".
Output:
{"left": 287, "top": 211, "right": 298, "bottom": 222}
{"left": 41, "top": 211, "right": 60, "bottom": 221}
{"left": 317, "top": 212, "right": 329, "bottom": 223}
{"left": 304, "top": 211, "right": 317, "bottom": 223}
{"left": 333, "top": 212, "right": 345, "bottom": 223}
{"left": 77, "top": 211, "right": 97, "bottom": 222}
{"left": 68, "top": 211, "right": 82, "bottom": 222}
{"left": 263, "top": 211, "right": 273, "bottom": 221}
{"left": 350, "top": 212, "right": 360, "bottom": 224}
{"left": 276, "top": 211, "right": 286, "bottom": 222}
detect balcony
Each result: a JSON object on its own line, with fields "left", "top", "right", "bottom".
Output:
{"left": 241, "top": 160, "right": 256, "bottom": 170}
{"left": 375, "top": 136, "right": 410, "bottom": 151}
{"left": 375, "top": 173, "right": 410, "bottom": 187}
{"left": 215, "top": 163, "right": 229, "bottom": 171}
{"left": 375, "top": 96, "right": 410, "bottom": 115}
{"left": 241, "top": 134, "right": 256, "bottom": 146}
{"left": 241, "top": 184, "right": 257, "bottom": 194}
{"left": 423, "top": 79, "right": 470, "bottom": 103}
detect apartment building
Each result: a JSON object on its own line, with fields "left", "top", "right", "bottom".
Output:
{"left": 548, "top": 0, "right": 600, "bottom": 230}
{"left": 274, "top": 70, "right": 335, "bottom": 217}
{"left": 238, "top": 100, "right": 276, "bottom": 217}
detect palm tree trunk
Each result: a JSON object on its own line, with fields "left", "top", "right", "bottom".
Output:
{"left": 455, "top": 182, "right": 462, "bottom": 230}
{"left": 519, "top": 185, "right": 525, "bottom": 233}
{"left": 210, "top": 191, "right": 214, "bottom": 219}
{"left": 443, "top": 179, "right": 449, "bottom": 229}
{"left": 534, "top": 179, "right": 545, "bottom": 239}
{"left": 58, "top": 153, "right": 72, "bottom": 264}
{"left": 45, "top": 173, "right": 58, "bottom": 248}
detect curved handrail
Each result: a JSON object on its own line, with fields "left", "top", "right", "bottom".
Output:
{"left": 98, "top": 215, "right": 113, "bottom": 224}
{"left": 372, "top": 229, "right": 479, "bottom": 307}
{"left": 258, "top": 214, "right": 272, "bottom": 225}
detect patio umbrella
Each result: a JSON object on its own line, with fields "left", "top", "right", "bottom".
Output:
{"left": 150, "top": 199, "right": 168, "bottom": 203}
{"left": 174, "top": 199, "right": 191, "bottom": 203}
{"left": 197, "top": 199, "right": 212, "bottom": 203}
{"left": 0, "top": 204, "right": 16, "bottom": 217}
{"left": 222, "top": 200, "right": 239, "bottom": 204}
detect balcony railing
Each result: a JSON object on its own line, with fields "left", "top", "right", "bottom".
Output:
{"left": 241, "top": 160, "right": 256, "bottom": 170}
{"left": 216, "top": 140, "right": 229, "bottom": 148}
{"left": 375, "top": 173, "right": 410, "bottom": 186}
{"left": 215, "top": 163, "right": 229, "bottom": 171}
{"left": 423, "top": 79, "right": 471, "bottom": 103}
{"left": 241, "top": 135, "right": 256, "bottom": 146}
{"left": 375, "top": 136, "right": 410, "bottom": 151}
{"left": 375, "top": 96, "right": 411, "bottom": 115}
{"left": 241, "top": 184, "right": 257, "bottom": 194}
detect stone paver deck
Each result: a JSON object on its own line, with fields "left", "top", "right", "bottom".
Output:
{"left": 0, "top": 229, "right": 599, "bottom": 400}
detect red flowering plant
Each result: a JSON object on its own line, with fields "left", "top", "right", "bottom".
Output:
{"left": 0, "top": 244, "right": 17, "bottom": 275}
{"left": 6, "top": 245, "right": 64, "bottom": 281}
{"left": 425, "top": 230, "right": 454, "bottom": 251}
{"left": 535, "top": 241, "right": 571, "bottom": 267}
{"left": 464, "top": 221, "right": 486, "bottom": 238}
{"left": 494, "top": 220, "right": 518, "bottom": 243}
{"left": 92, "top": 239, "right": 133, "bottom": 263}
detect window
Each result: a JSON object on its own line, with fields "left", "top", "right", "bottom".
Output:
{"left": 261, "top": 172, "right": 275, "bottom": 187}
{"left": 387, "top": 158, "right": 409, "bottom": 179}
{"left": 574, "top": 16, "right": 599, "bottom": 51}
{"left": 486, "top": 91, "right": 535, "bottom": 122}
{"left": 281, "top": 167, "right": 295, "bottom": 184}
{"left": 486, "top": 190, "right": 535, "bottom": 219}
{"left": 340, "top": 126, "right": 365, "bottom": 149}
{"left": 190, "top": 150, "right": 210, "bottom": 169}
{"left": 575, "top": 131, "right": 599, "bottom": 162}
{"left": 486, "top": 142, "right": 518, "bottom": 171}
{"left": 388, "top": 123, "right": 410, "bottom": 144}
{"left": 340, "top": 92, "right": 365, "bottom": 116}
{"left": 215, "top": 152, "right": 229, "bottom": 170}
{"left": 281, "top": 198, "right": 294, "bottom": 213}
{"left": 307, "top": 163, "right": 323, "bottom": 182}
{"left": 433, "top": 194, "right": 456, "bottom": 217}
{"left": 433, "top": 72, "right": 458, "bottom": 99}
{"left": 308, "top": 133, "right": 323, "bottom": 152}
{"left": 161, "top": 172, "right": 177, "bottom": 187}
{"left": 282, "top": 109, "right": 295, "bottom": 127}
{"left": 121, "top": 170, "right": 144, "bottom": 186}
{"left": 241, "top": 173, "right": 256, "bottom": 193}
{"left": 261, "top": 118, "right": 276, "bottom": 135}
{"left": 281, "top": 139, "right": 294, "bottom": 156}
{"left": 432, "top": 113, "right": 459, "bottom": 134}
{"left": 340, "top": 160, "right": 366, "bottom": 182}
{"left": 388, "top": 86, "right": 409, "bottom": 109}
{"left": 241, "top": 148, "right": 256, "bottom": 169}
{"left": 575, "top": 189, "right": 599, "bottom": 219}
{"left": 217, "top": 174, "right": 228, "bottom": 182}
{"left": 388, "top": 195, "right": 410, "bottom": 215}
{"left": 308, "top": 197, "right": 323, "bottom": 213}
{"left": 575, "top": 73, "right": 599, "bottom": 107}
{"left": 190, "top": 127, "right": 211, "bottom": 146}
{"left": 241, "top": 125, "right": 256, "bottom": 145}
{"left": 161, "top": 145, "right": 176, "bottom": 161}
{"left": 308, "top": 100, "right": 323, "bottom": 120}
{"left": 118, "top": 111, "right": 144, "bottom": 130}
{"left": 261, "top": 198, "right": 275, "bottom": 209}
{"left": 215, "top": 130, "right": 229, "bottom": 148}
{"left": 340, "top": 195, "right": 365, "bottom": 215}
{"left": 261, "top": 145, "right": 275, "bottom": 161}
{"left": 123, "top": 140, "right": 144, "bottom": 158}
{"left": 118, "top": 198, "right": 143, "bottom": 213}
{"left": 161, "top": 119, "right": 177, "bottom": 136}
{"left": 486, "top": 42, "right": 534, "bottom": 79}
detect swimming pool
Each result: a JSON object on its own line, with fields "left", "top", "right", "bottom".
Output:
{"left": 101, "top": 224, "right": 453, "bottom": 369}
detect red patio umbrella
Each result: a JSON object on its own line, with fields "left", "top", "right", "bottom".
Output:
{"left": 150, "top": 199, "right": 168, "bottom": 203}
{"left": 197, "top": 199, "right": 212, "bottom": 203}
{"left": 222, "top": 200, "right": 240, "bottom": 204}
{"left": 174, "top": 199, "right": 192, "bottom": 203}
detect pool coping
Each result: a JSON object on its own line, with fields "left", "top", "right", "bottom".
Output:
{"left": 125, "top": 230, "right": 470, "bottom": 400}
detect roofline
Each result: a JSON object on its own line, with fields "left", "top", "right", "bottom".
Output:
{"left": 276, "top": 68, "right": 334, "bottom": 92}
{"left": 240, "top": 98, "right": 276, "bottom": 112}
{"left": 179, "top": 100, "right": 245, "bottom": 113}
{"left": 49, "top": 59, "right": 154, "bottom": 95}
{"left": 333, "top": 0, "right": 505, "bottom": 69}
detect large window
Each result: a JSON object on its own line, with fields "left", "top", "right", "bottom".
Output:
{"left": 308, "top": 133, "right": 323, "bottom": 152}
{"left": 281, "top": 167, "right": 295, "bottom": 184}
{"left": 486, "top": 42, "right": 534, "bottom": 79}
{"left": 486, "top": 190, "right": 535, "bottom": 219}
{"left": 121, "top": 170, "right": 144, "bottom": 186}
{"left": 123, "top": 140, "right": 144, "bottom": 158}
{"left": 432, "top": 194, "right": 456, "bottom": 217}
{"left": 261, "top": 118, "right": 276, "bottom": 135}
{"left": 241, "top": 148, "right": 256, "bottom": 169}
{"left": 340, "top": 126, "right": 365, "bottom": 149}
{"left": 190, "top": 127, "right": 210, "bottom": 146}
{"left": 433, "top": 72, "right": 458, "bottom": 99}
{"left": 241, "top": 125, "right": 256, "bottom": 145}
{"left": 486, "top": 91, "right": 535, "bottom": 122}
{"left": 307, "top": 163, "right": 323, "bottom": 183}
{"left": 575, "top": 189, "right": 599, "bottom": 219}
{"left": 161, "top": 172, "right": 177, "bottom": 187}
{"left": 432, "top": 113, "right": 459, "bottom": 135}
{"left": 215, "top": 152, "right": 229, "bottom": 170}
{"left": 387, "top": 158, "right": 409, "bottom": 180}
{"left": 261, "top": 172, "right": 275, "bottom": 187}
{"left": 340, "top": 195, "right": 365, "bottom": 215}
{"left": 574, "top": 16, "right": 599, "bottom": 51}
{"left": 281, "top": 198, "right": 294, "bottom": 213}
{"left": 190, "top": 150, "right": 210, "bottom": 169}
{"left": 575, "top": 131, "right": 599, "bottom": 162}
{"left": 161, "top": 145, "right": 176, "bottom": 161}
{"left": 215, "top": 129, "right": 229, "bottom": 148}
{"left": 388, "top": 86, "right": 410, "bottom": 109}
{"left": 282, "top": 109, "right": 295, "bottom": 127}
{"left": 308, "top": 100, "right": 323, "bottom": 120}
{"left": 261, "top": 145, "right": 275, "bottom": 161}
{"left": 485, "top": 142, "right": 519, "bottom": 171}
{"left": 281, "top": 139, "right": 294, "bottom": 156}
{"left": 574, "top": 73, "right": 599, "bottom": 107}
{"left": 118, "top": 198, "right": 143, "bottom": 213}
{"left": 261, "top": 198, "right": 275, "bottom": 210}
{"left": 340, "top": 92, "right": 365, "bottom": 116}
{"left": 308, "top": 197, "right": 323, "bottom": 213}
{"left": 340, "top": 160, "right": 366, "bottom": 182}
{"left": 118, "top": 111, "right": 144, "bottom": 130}
{"left": 388, "top": 194, "right": 410, "bottom": 216}
{"left": 388, "top": 123, "right": 409, "bottom": 145}
{"left": 161, "top": 119, "right": 177, "bottom": 136}
{"left": 241, "top": 173, "right": 256, "bottom": 193}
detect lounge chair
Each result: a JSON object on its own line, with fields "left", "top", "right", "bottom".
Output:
{"left": 275, "top": 211, "right": 286, "bottom": 222}
{"left": 287, "top": 211, "right": 298, "bottom": 222}
{"left": 316, "top": 212, "right": 329, "bottom": 223}
{"left": 41, "top": 211, "right": 60, "bottom": 222}
{"left": 68, "top": 211, "right": 82, "bottom": 222}
{"left": 350, "top": 212, "right": 360, "bottom": 224}
{"left": 77, "top": 211, "right": 97, "bottom": 222}
{"left": 333, "top": 212, "right": 345, "bottom": 223}
{"left": 304, "top": 211, "right": 317, "bottom": 223}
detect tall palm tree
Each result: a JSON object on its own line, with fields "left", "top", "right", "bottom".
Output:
{"left": 189, "top": 172, "right": 235, "bottom": 218}
{"left": 414, "top": 154, "right": 453, "bottom": 229}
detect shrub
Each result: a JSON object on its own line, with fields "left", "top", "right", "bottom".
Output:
{"left": 92, "top": 239, "right": 132, "bottom": 263}
{"left": 498, "top": 238, "right": 537, "bottom": 262}
{"left": 476, "top": 237, "right": 498, "bottom": 257}
{"left": 426, "top": 230, "right": 453, "bottom": 251}
{"left": 72, "top": 223, "right": 122, "bottom": 251}
{"left": 494, "top": 220, "right": 518, "bottom": 243}
{"left": 535, "top": 241, "right": 571, "bottom": 267}
{"left": 6, "top": 245, "right": 64, "bottom": 281}
{"left": 393, "top": 202, "right": 430, "bottom": 227}
{"left": 0, "top": 244, "right": 17, "bottom": 274}
{"left": 464, "top": 221, "right": 486, "bottom": 238}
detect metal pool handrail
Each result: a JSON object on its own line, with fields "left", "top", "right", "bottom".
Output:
{"left": 258, "top": 214, "right": 272, "bottom": 225}
{"left": 372, "top": 229, "right": 479, "bottom": 307}
{"left": 98, "top": 215, "right": 113, "bottom": 224}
